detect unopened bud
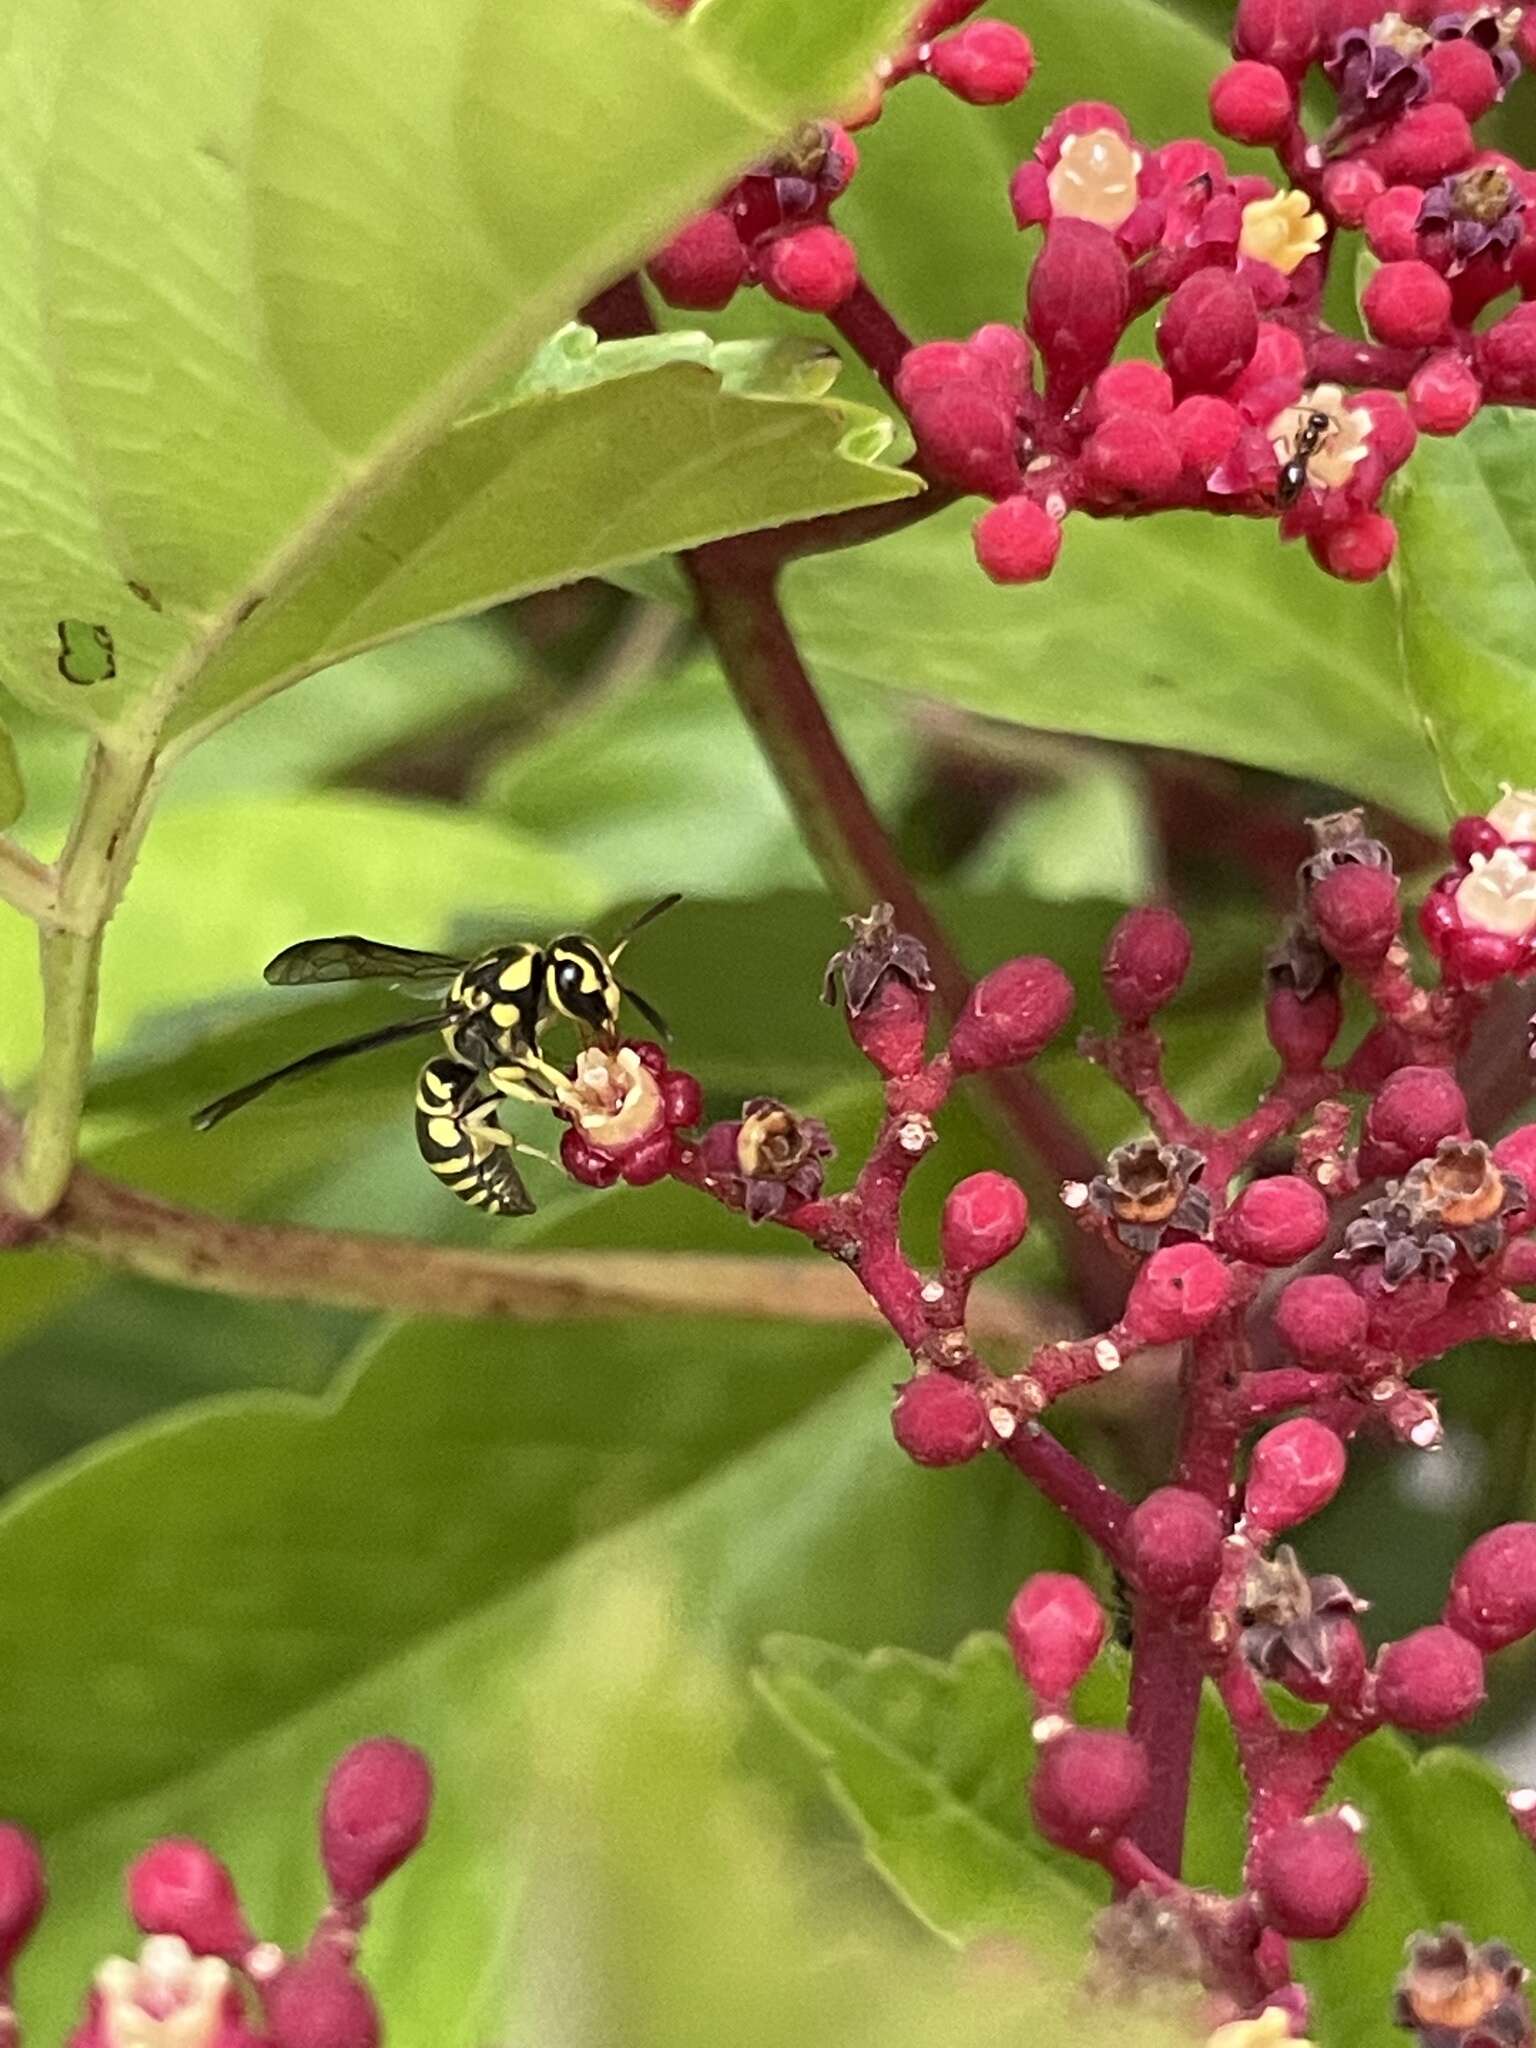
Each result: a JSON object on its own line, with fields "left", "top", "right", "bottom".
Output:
{"left": 1360, "top": 1066, "right": 1468, "bottom": 1179}
{"left": 1376, "top": 1624, "right": 1486, "bottom": 1733}
{"left": 1311, "top": 865, "right": 1402, "bottom": 972}
{"left": 949, "top": 956, "right": 1074, "bottom": 1073}
{"left": 265, "top": 1954, "right": 380, "bottom": 2048}
{"left": 1157, "top": 270, "right": 1259, "bottom": 394}
{"left": 1026, "top": 219, "right": 1129, "bottom": 406}
{"left": 1273, "top": 1274, "right": 1368, "bottom": 1366}
{"left": 1030, "top": 1727, "right": 1148, "bottom": 1855}
{"left": 1123, "top": 1243, "right": 1234, "bottom": 1345}
{"left": 321, "top": 1739, "right": 434, "bottom": 1907}
{"left": 941, "top": 1171, "right": 1029, "bottom": 1276}
{"left": 1127, "top": 1487, "right": 1224, "bottom": 1607}
{"left": 891, "top": 1373, "right": 988, "bottom": 1467}
{"left": 1444, "top": 1523, "right": 1536, "bottom": 1652}
{"left": 1252, "top": 1813, "right": 1370, "bottom": 1940}
{"left": 1006, "top": 1572, "right": 1106, "bottom": 1704}
{"left": 1216, "top": 1175, "right": 1328, "bottom": 1268}
{"left": 0, "top": 1825, "right": 44, "bottom": 1972}
{"left": 1245, "top": 1420, "right": 1347, "bottom": 1533}
{"left": 128, "top": 1840, "right": 252, "bottom": 1960}
{"left": 1101, "top": 906, "right": 1192, "bottom": 1025}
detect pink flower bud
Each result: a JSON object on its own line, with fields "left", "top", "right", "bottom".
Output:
{"left": 1373, "top": 102, "right": 1475, "bottom": 185}
{"left": 1494, "top": 1125, "right": 1536, "bottom": 1231}
{"left": 891, "top": 1373, "right": 987, "bottom": 1467}
{"left": 1363, "top": 261, "right": 1453, "bottom": 348}
{"left": 948, "top": 956, "right": 1074, "bottom": 1072}
{"left": 1232, "top": 0, "right": 1319, "bottom": 74}
{"left": 646, "top": 211, "right": 746, "bottom": 311}
{"left": 1217, "top": 1176, "right": 1329, "bottom": 1268}
{"left": 1088, "top": 362, "right": 1172, "bottom": 420}
{"left": 1209, "top": 60, "right": 1295, "bottom": 144}
{"left": 1321, "top": 158, "right": 1385, "bottom": 226}
{"left": 265, "top": 1955, "right": 379, "bottom": 2048}
{"left": 1026, "top": 219, "right": 1129, "bottom": 406}
{"left": 1350, "top": 387, "right": 1418, "bottom": 474}
{"left": 321, "top": 1738, "right": 434, "bottom": 1907}
{"left": 1477, "top": 305, "right": 1536, "bottom": 402}
{"left": 1444, "top": 1523, "right": 1536, "bottom": 1651}
{"left": 1006, "top": 1572, "right": 1106, "bottom": 1702}
{"left": 849, "top": 974, "right": 931, "bottom": 1078}
{"left": 1127, "top": 1486, "right": 1224, "bottom": 1607}
{"left": 1408, "top": 352, "right": 1482, "bottom": 435}
{"left": 0, "top": 1826, "right": 44, "bottom": 1972}
{"left": 616, "top": 1126, "right": 676, "bottom": 1186}
{"left": 905, "top": 381, "right": 1022, "bottom": 498}
{"left": 1157, "top": 270, "right": 1260, "bottom": 394}
{"left": 894, "top": 341, "right": 972, "bottom": 404}
{"left": 1424, "top": 37, "right": 1501, "bottom": 121}
{"left": 1171, "top": 394, "right": 1243, "bottom": 473}
{"left": 967, "top": 322, "right": 1033, "bottom": 390}
{"left": 662, "top": 1070, "right": 703, "bottom": 1128}
{"left": 1009, "top": 159, "right": 1052, "bottom": 229}
{"left": 1253, "top": 1813, "right": 1370, "bottom": 1939}
{"left": 1309, "top": 511, "right": 1398, "bottom": 583}
{"left": 1265, "top": 982, "right": 1343, "bottom": 1071}
{"left": 1123, "top": 1243, "right": 1234, "bottom": 1346}
{"left": 1084, "top": 411, "right": 1182, "bottom": 496}
{"left": 925, "top": 20, "right": 1035, "bottom": 103}
{"left": 1360, "top": 1065, "right": 1468, "bottom": 1178}
{"left": 1226, "top": 319, "right": 1306, "bottom": 412}
{"left": 1036, "top": 102, "right": 1133, "bottom": 169}
{"left": 1101, "top": 906, "right": 1192, "bottom": 1025}
{"left": 1273, "top": 1274, "right": 1369, "bottom": 1366}
{"left": 1363, "top": 184, "right": 1428, "bottom": 262}
{"left": 561, "top": 1125, "right": 623, "bottom": 1188}
{"left": 1376, "top": 1624, "right": 1486, "bottom": 1732}
{"left": 759, "top": 226, "right": 858, "bottom": 313}
{"left": 941, "top": 1171, "right": 1029, "bottom": 1275}
{"left": 1245, "top": 1420, "right": 1347, "bottom": 1532}
{"left": 128, "top": 1841, "right": 252, "bottom": 1960}
{"left": 973, "top": 496, "right": 1061, "bottom": 583}
{"left": 1030, "top": 1728, "right": 1148, "bottom": 1854}
{"left": 1310, "top": 864, "right": 1402, "bottom": 971}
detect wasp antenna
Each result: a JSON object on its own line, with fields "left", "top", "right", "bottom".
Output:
{"left": 608, "top": 891, "right": 682, "bottom": 962}
{"left": 619, "top": 981, "right": 670, "bottom": 1041}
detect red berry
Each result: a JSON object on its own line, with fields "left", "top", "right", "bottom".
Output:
{"left": 973, "top": 496, "right": 1061, "bottom": 583}
{"left": 646, "top": 211, "right": 747, "bottom": 311}
{"left": 560, "top": 1126, "right": 622, "bottom": 1189}
{"left": 1363, "top": 260, "right": 1453, "bottom": 348}
{"left": 1478, "top": 305, "right": 1536, "bottom": 402}
{"left": 1217, "top": 1176, "right": 1329, "bottom": 1267}
{"left": 1494, "top": 1124, "right": 1536, "bottom": 1231}
{"left": 1210, "top": 60, "right": 1295, "bottom": 144}
{"left": 618, "top": 1125, "right": 677, "bottom": 1185}
{"left": 1006, "top": 1572, "right": 1106, "bottom": 1702}
{"left": 925, "top": 20, "right": 1035, "bottom": 103}
{"left": 941, "top": 1171, "right": 1029, "bottom": 1275}
{"left": 1321, "top": 158, "right": 1385, "bottom": 227}
{"left": 1253, "top": 1814, "right": 1370, "bottom": 1939}
{"left": 1363, "top": 184, "right": 1428, "bottom": 262}
{"left": 1123, "top": 1243, "right": 1234, "bottom": 1346}
{"left": 662, "top": 1069, "right": 703, "bottom": 1128}
{"left": 891, "top": 1373, "right": 987, "bottom": 1467}
{"left": 1090, "top": 360, "right": 1175, "bottom": 417}
{"left": 321, "top": 1738, "right": 434, "bottom": 1907}
{"left": 0, "top": 1826, "right": 44, "bottom": 1972}
{"left": 1409, "top": 352, "right": 1483, "bottom": 434}
{"left": 1027, "top": 219, "right": 1130, "bottom": 406}
{"left": 913, "top": 0, "right": 988, "bottom": 33}
{"left": 1273, "top": 1275, "right": 1369, "bottom": 1366}
{"left": 1030, "top": 1727, "right": 1149, "bottom": 1853}
{"left": 1424, "top": 37, "right": 1501, "bottom": 122}
{"left": 1245, "top": 1419, "right": 1347, "bottom": 1532}
{"left": 906, "top": 381, "right": 1022, "bottom": 499}
{"left": 949, "top": 956, "right": 1074, "bottom": 1072}
{"left": 1374, "top": 102, "right": 1475, "bottom": 186}
{"left": 1009, "top": 159, "right": 1052, "bottom": 229}
{"left": 1127, "top": 1486, "right": 1225, "bottom": 1607}
{"left": 1232, "top": 0, "right": 1319, "bottom": 73}
{"left": 1101, "top": 906, "right": 1192, "bottom": 1025}
{"left": 1309, "top": 511, "right": 1398, "bottom": 583}
{"left": 1376, "top": 1624, "right": 1486, "bottom": 1732}
{"left": 759, "top": 225, "right": 858, "bottom": 312}
{"left": 1311, "top": 864, "right": 1402, "bottom": 971}
{"left": 1171, "top": 394, "right": 1243, "bottom": 472}
{"left": 265, "top": 1955, "right": 380, "bottom": 2048}
{"left": 1084, "top": 412, "right": 1182, "bottom": 496}
{"left": 1265, "top": 983, "right": 1342, "bottom": 1071}
{"left": 128, "top": 1840, "right": 252, "bottom": 1959}
{"left": 1158, "top": 270, "right": 1260, "bottom": 394}
{"left": 1444, "top": 1523, "right": 1536, "bottom": 1651}
{"left": 1361, "top": 1065, "right": 1468, "bottom": 1177}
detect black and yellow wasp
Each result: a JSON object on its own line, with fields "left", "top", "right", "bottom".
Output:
{"left": 193, "top": 897, "right": 679, "bottom": 1217}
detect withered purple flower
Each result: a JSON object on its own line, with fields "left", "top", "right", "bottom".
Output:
{"left": 1266, "top": 920, "right": 1343, "bottom": 1004}
{"left": 1419, "top": 165, "right": 1527, "bottom": 274}
{"left": 698, "top": 1097, "right": 835, "bottom": 1223}
{"left": 1344, "top": 1140, "right": 1527, "bottom": 1285}
{"left": 1324, "top": 16, "right": 1433, "bottom": 133}
{"left": 1241, "top": 1545, "right": 1369, "bottom": 1684}
{"left": 1395, "top": 1925, "right": 1532, "bottom": 2048}
{"left": 1300, "top": 808, "right": 1396, "bottom": 890}
{"left": 1086, "top": 1137, "right": 1211, "bottom": 1253}
{"left": 822, "top": 901, "right": 934, "bottom": 1016}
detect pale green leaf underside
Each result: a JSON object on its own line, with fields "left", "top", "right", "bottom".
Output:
{"left": 168, "top": 359, "right": 918, "bottom": 747}
{"left": 0, "top": 0, "right": 907, "bottom": 734}
{"left": 1393, "top": 408, "right": 1536, "bottom": 814}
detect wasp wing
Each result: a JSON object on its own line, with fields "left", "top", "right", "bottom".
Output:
{"left": 263, "top": 936, "right": 466, "bottom": 988}
{"left": 193, "top": 1012, "right": 451, "bottom": 1131}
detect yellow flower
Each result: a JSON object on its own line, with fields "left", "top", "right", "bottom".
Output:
{"left": 1240, "top": 189, "right": 1327, "bottom": 275}
{"left": 1047, "top": 127, "right": 1142, "bottom": 230}
{"left": 1206, "top": 2008, "right": 1317, "bottom": 2048}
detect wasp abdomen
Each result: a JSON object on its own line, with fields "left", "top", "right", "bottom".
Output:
{"left": 413, "top": 1058, "right": 535, "bottom": 1217}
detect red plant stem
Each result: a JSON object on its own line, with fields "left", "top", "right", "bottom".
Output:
{"left": 1204, "top": 1070, "right": 1340, "bottom": 1187}
{"left": 1304, "top": 328, "right": 1424, "bottom": 389}
{"left": 827, "top": 279, "right": 913, "bottom": 395}
{"left": 1242, "top": 1367, "right": 1347, "bottom": 1418}
{"left": 999, "top": 1425, "right": 1134, "bottom": 1564}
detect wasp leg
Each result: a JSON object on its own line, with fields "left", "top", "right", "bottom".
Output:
{"left": 414, "top": 1058, "right": 537, "bottom": 1217}
{"left": 459, "top": 1096, "right": 563, "bottom": 1172}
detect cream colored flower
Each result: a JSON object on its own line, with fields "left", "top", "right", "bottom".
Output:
{"left": 95, "top": 1937, "right": 231, "bottom": 2048}
{"left": 1374, "top": 11, "right": 1432, "bottom": 55}
{"left": 1240, "top": 189, "right": 1327, "bottom": 274}
{"left": 1455, "top": 847, "right": 1536, "bottom": 938}
{"left": 561, "top": 1042, "right": 664, "bottom": 1146}
{"left": 1267, "top": 385, "right": 1372, "bottom": 493}
{"left": 1206, "top": 2007, "right": 1316, "bottom": 2048}
{"left": 1485, "top": 783, "right": 1536, "bottom": 842}
{"left": 1047, "top": 127, "right": 1142, "bottom": 230}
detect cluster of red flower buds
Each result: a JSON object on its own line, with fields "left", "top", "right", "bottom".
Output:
{"left": 642, "top": 0, "right": 1536, "bottom": 590}
{"left": 0, "top": 1737, "right": 433, "bottom": 2047}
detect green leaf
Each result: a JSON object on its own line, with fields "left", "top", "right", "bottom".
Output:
{"left": 0, "top": 717, "right": 21, "bottom": 829}
{"left": 169, "top": 358, "right": 917, "bottom": 750}
{"left": 0, "top": 0, "right": 907, "bottom": 732}
{"left": 1393, "top": 408, "right": 1536, "bottom": 815}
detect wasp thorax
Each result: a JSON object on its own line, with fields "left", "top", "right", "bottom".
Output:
{"left": 562, "top": 1045, "right": 664, "bottom": 1151}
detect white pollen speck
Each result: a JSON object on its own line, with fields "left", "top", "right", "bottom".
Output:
{"left": 1093, "top": 1338, "right": 1122, "bottom": 1374}
{"left": 1338, "top": 1803, "right": 1366, "bottom": 1834}
{"left": 1509, "top": 1787, "right": 1536, "bottom": 1815}
{"left": 988, "top": 1404, "right": 1018, "bottom": 1440}
{"left": 898, "top": 1118, "right": 931, "bottom": 1153}
{"left": 245, "top": 1943, "right": 285, "bottom": 1982}
{"left": 1061, "top": 1180, "right": 1089, "bottom": 1210}
{"left": 1045, "top": 492, "right": 1068, "bottom": 520}
{"left": 1032, "top": 1713, "right": 1070, "bottom": 1744}
{"left": 1410, "top": 1417, "right": 1444, "bottom": 1449}
{"left": 921, "top": 1280, "right": 944, "bottom": 1304}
